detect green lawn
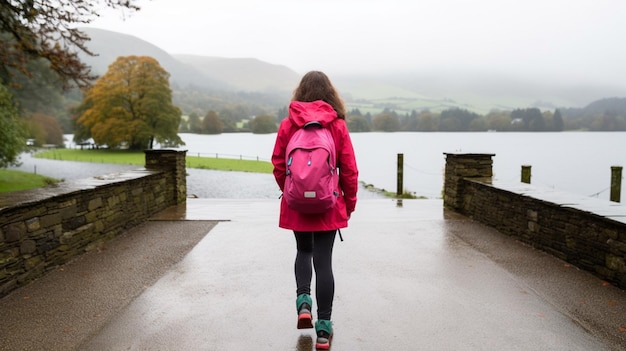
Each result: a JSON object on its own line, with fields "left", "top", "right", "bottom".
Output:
{"left": 35, "top": 149, "right": 146, "bottom": 165}
{"left": 35, "top": 149, "right": 273, "bottom": 173}
{"left": 0, "top": 149, "right": 273, "bottom": 193}
{"left": 0, "top": 169, "right": 59, "bottom": 193}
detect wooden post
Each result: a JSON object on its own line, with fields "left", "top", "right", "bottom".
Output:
{"left": 397, "top": 153, "right": 404, "bottom": 197}
{"left": 521, "top": 165, "right": 531, "bottom": 184}
{"left": 610, "top": 166, "right": 622, "bottom": 203}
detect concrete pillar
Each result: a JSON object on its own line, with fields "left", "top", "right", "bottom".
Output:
{"left": 145, "top": 149, "right": 187, "bottom": 204}
{"left": 443, "top": 153, "right": 495, "bottom": 210}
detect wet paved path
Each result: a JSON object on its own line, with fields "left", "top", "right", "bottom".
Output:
{"left": 2, "top": 199, "right": 625, "bottom": 350}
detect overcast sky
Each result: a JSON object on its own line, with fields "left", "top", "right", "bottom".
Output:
{"left": 87, "top": 0, "right": 626, "bottom": 86}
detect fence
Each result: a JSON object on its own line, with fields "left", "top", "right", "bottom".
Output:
{"left": 187, "top": 152, "right": 270, "bottom": 162}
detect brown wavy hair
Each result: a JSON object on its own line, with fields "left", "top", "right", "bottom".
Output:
{"left": 292, "top": 71, "right": 346, "bottom": 120}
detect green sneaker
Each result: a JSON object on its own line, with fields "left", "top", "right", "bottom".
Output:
{"left": 296, "top": 294, "right": 313, "bottom": 329}
{"left": 315, "top": 320, "right": 333, "bottom": 350}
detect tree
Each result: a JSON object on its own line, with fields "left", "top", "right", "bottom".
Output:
{"left": 7, "top": 57, "right": 65, "bottom": 114}
{"left": 417, "top": 111, "right": 439, "bottom": 131}
{"left": 202, "top": 110, "right": 223, "bottom": 134}
{"left": 347, "top": 115, "right": 371, "bottom": 132}
{"left": 486, "top": 110, "right": 511, "bottom": 131}
{"left": 276, "top": 106, "right": 288, "bottom": 123}
{"left": 27, "top": 112, "right": 64, "bottom": 146}
{"left": 553, "top": 109, "right": 564, "bottom": 131}
{"left": 511, "top": 108, "right": 545, "bottom": 131}
{"left": 0, "top": 84, "right": 27, "bottom": 167}
{"left": 469, "top": 117, "right": 488, "bottom": 131}
{"left": 590, "top": 113, "right": 626, "bottom": 131}
{"left": 349, "top": 108, "right": 363, "bottom": 117}
{"left": 76, "top": 56, "right": 183, "bottom": 150}
{"left": 529, "top": 113, "right": 546, "bottom": 131}
{"left": 401, "top": 110, "right": 419, "bottom": 131}
{"left": 249, "top": 115, "right": 277, "bottom": 134}
{"left": 218, "top": 107, "right": 238, "bottom": 132}
{"left": 187, "top": 112, "right": 202, "bottom": 133}
{"left": 440, "top": 108, "right": 479, "bottom": 131}
{"left": 372, "top": 113, "right": 399, "bottom": 132}
{"left": 0, "top": 0, "right": 140, "bottom": 89}
{"left": 364, "top": 112, "right": 373, "bottom": 124}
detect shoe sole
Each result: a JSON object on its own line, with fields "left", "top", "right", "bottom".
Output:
{"left": 315, "top": 342, "right": 330, "bottom": 350}
{"left": 297, "top": 313, "right": 313, "bottom": 329}
{"left": 315, "top": 333, "right": 333, "bottom": 350}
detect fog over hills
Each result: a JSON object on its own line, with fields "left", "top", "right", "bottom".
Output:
{"left": 80, "top": 28, "right": 299, "bottom": 94}
{"left": 173, "top": 55, "right": 300, "bottom": 93}
{"left": 80, "top": 28, "right": 625, "bottom": 113}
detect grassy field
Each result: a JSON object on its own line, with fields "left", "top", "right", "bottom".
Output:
{"left": 0, "top": 149, "right": 273, "bottom": 193}
{"left": 0, "top": 169, "right": 59, "bottom": 193}
{"left": 35, "top": 149, "right": 274, "bottom": 173}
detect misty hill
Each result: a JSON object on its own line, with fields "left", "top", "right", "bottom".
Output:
{"left": 80, "top": 28, "right": 299, "bottom": 94}
{"left": 78, "top": 28, "right": 625, "bottom": 115}
{"left": 582, "top": 97, "right": 626, "bottom": 116}
{"left": 561, "top": 97, "right": 626, "bottom": 119}
{"left": 174, "top": 55, "right": 300, "bottom": 93}
{"left": 80, "top": 28, "right": 230, "bottom": 90}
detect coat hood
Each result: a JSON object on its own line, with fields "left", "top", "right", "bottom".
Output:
{"left": 288, "top": 100, "right": 338, "bottom": 128}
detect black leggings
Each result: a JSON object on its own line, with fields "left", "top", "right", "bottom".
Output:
{"left": 293, "top": 230, "right": 337, "bottom": 321}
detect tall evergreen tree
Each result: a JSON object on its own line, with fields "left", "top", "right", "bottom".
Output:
{"left": 553, "top": 109, "right": 564, "bottom": 131}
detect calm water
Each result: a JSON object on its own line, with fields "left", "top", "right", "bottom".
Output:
{"left": 169, "top": 132, "right": 626, "bottom": 200}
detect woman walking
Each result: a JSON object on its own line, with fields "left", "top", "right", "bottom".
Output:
{"left": 271, "top": 71, "right": 359, "bottom": 349}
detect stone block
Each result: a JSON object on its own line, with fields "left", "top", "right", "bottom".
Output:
{"left": 20, "top": 240, "right": 37, "bottom": 255}
{"left": 36, "top": 240, "right": 59, "bottom": 254}
{"left": 40, "top": 213, "right": 61, "bottom": 228}
{"left": 59, "top": 230, "right": 74, "bottom": 245}
{"left": 25, "top": 217, "right": 40, "bottom": 232}
{"left": 85, "top": 210, "right": 98, "bottom": 223}
{"left": 59, "top": 199, "right": 76, "bottom": 208}
{"left": 107, "top": 195, "right": 120, "bottom": 208}
{"left": 88, "top": 197, "right": 103, "bottom": 211}
{"left": 60, "top": 204, "right": 77, "bottom": 219}
{"left": 24, "top": 256, "right": 43, "bottom": 271}
{"left": 0, "top": 249, "right": 19, "bottom": 265}
{"left": 63, "top": 216, "right": 86, "bottom": 231}
{"left": 606, "top": 254, "right": 626, "bottom": 273}
{"left": 3, "top": 222, "right": 26, "bottom": 242}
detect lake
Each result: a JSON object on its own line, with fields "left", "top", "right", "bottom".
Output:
{"left": 165, "top": 132, "right": 625, "bottom": 201}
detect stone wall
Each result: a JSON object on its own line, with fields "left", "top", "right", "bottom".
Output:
{"left": 0, "top": 150, "right": 187, "bottom": 297}
{"left": 444, "top": 153, "right": 626, "bottom": 290}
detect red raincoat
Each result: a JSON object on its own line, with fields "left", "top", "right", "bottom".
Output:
{"left": 272, "top": 100, "right": 359, "bottom": 231}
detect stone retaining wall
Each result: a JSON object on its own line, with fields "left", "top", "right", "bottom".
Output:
{"left": 0, "top": 150, "right": 187, "bottom": 297}
{"left": 444, "top": 153, "right": 626, "bottom": 290}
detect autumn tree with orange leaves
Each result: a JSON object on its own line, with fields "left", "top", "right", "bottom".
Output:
{"left": 75, "top": 56, "right": 183, "bottom": 150}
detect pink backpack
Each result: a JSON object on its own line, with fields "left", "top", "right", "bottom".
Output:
{"left": 284, "top": 122, "right": 339, "bottom": 214}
